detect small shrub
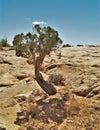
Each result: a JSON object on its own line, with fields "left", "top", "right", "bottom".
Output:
{"left": 77, "top": 44, "right": 84, "bottom": 47}
{"left": 88, "top": 45, "right": 96, "bottom": 47}
{"left": 67, "top": 97, "right": 80, "bottom": 116}
{"left": 27, "top": 95, "right": 35, "bottom": 103}
{"left": 0, "top": 39, "right": 10, "bottom": 47}
{"left": 48, "top": 74, "right": 65, "bottom": 86}
{"left": 62, "top": 44, "right": 71, "bottom": 47}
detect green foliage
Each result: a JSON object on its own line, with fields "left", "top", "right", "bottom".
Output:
{"left": 48, "top": 73, "right": 65, "bottom": 86}
{"left": 0, "top": 38, "right": 10, "bottom": 47}
{"left": 13, "top": 33, "right": 32, "bottom": 57}
{"left": 30, "top": 25, "right": 63, "bottom": 55}
{"left": 12, "top": 33, "right": 25, "bottom": 47}
{"left": 16, "top": 43, "right": 30, "bottom": 58}
{"left": 13, "top": 25, "right": 62, "bottom": 58}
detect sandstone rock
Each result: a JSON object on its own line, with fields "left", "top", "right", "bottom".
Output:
{"left": 0, "top": 51, "right": 34, "bottom": 87}
{"left": 73, "top": 85, "right": 97, "bottom": 97}
{"left": 0, "top": 50, "right": 28, "bottom": 65}
{"left": 0, "top": 56, "right": 4, "bottom": 63}
{"left": 13, "top": 72, "right": 30, "bottom": 80}
{"left": 73, "top": 81, "right": 100, "bottom": 97}
{"left": 0, "top": 73, "right": 18, "bottom": 86}
{"left": 87, "top": 85, "right": 100, "bottom": 98}
{"left": 0, "top": 64, "right": 10, "bottom": 75}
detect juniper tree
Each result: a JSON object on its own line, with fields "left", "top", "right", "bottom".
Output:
{"left": 30, "top": 25, "right": 62, "bottom": 95}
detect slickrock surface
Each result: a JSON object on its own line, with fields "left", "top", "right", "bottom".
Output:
{"left": 0, "top": 46, "right": 100, "bottom": 130}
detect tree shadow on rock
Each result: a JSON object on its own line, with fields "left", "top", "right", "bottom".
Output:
{"left": 35, "top": 98, "right": 67, "bottom": 124}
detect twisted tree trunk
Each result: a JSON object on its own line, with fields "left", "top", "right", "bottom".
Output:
{"left": 34, "top": 56, "right": 57, "bottom": 95}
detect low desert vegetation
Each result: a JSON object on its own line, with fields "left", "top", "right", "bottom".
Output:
{"left": 0, "top": 38, "right": 10, "bottom": 47}
{"left": 62, "top": 44, "right": 71, "bottom": 47}
{"left": 77, "top": 44, "right": 84, "bottom": 47}
{"left": 48, "top": 73, "right": 65, "bottom": 86}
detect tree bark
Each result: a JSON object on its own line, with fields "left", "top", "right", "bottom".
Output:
{"left": 34, "top": 56, "right": 57, "bottom": 95}
{"left": 32, "top": 50, "right": 35, "bottom": 64}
